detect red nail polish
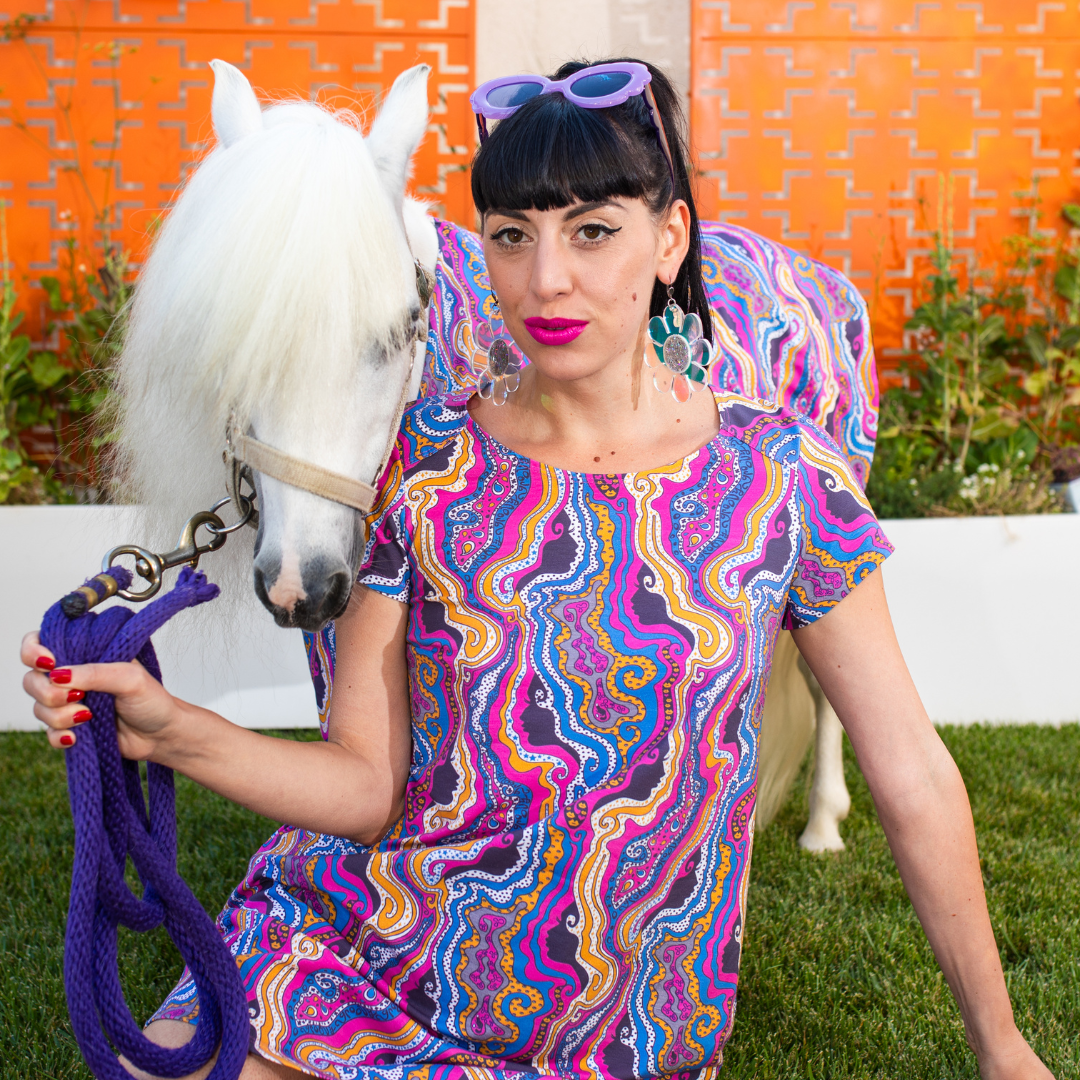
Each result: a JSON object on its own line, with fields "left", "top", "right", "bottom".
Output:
{"left": 49, "top": 668, "right": 72, "bottom": 685}
{"left": 36, "top": 656, "right": 56, "bottom": 671}
{"left": 67, "top": 689, "right": 85, "bottom": 704}
{"left": 59, "top": 734, "right": 74, "bottom": 747}
{"left": 72, "top": 709, "right": 92, "bottom": 725}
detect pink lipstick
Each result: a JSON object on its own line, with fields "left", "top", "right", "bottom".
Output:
{"left": 523, "top": 317, "right": 588, "bottom": 346}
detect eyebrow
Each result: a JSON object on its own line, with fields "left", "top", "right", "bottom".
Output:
{"left": 486, "top": 200, "right": 622, "bottom": 224}
{"left": 563, "top": 201, "right": 619, "bottom": 221}
{"left": 487, "top": 208, "right": 530, "bottom": 222}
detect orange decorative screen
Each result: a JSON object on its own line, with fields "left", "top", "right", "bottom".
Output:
{"left": 690, "top": 1, "right": 1080, "bottom": 362}
{"left": 1, "top": 0, "right": 475, "bottom": 335}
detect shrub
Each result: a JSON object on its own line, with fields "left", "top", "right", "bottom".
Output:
{"left": 0, "top": 204, "right": 128, "bottom": 504}
{"left": 867, "top": 204, "right": 1080, "bottom": 518}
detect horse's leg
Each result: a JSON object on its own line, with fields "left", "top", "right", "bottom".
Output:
{"left": 120, "top": 1020, "right": 305, "bottom": 1080}
{"left": 797, "top": 660, "right": 851, "bottom": 852}
{"left": 755, "top": 630, "right": 816, "bottom": 829}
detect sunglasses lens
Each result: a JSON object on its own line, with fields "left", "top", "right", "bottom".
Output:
{"left": 569, "top": 71, "right": 633, "bottom": 99}
{"left": 486, "top": 81, "right": 544, "bottom": 109}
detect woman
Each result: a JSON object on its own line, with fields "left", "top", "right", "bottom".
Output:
{"left": 22, "top": 60, "right": 1052, "bottom": 1080}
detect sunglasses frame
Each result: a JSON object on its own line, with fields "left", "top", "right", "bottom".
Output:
{"left": 470, "top": 62, "right": 676, "bottom": 190}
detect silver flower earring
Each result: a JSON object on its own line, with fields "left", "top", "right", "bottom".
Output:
{"left": 644, "top": 282, "right": 715, "bottom": 400}
{"left": 476, "top": 292, "right": 523, "bottom": 406}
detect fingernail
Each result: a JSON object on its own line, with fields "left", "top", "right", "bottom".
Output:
{"left": 36, "top": 656, "right": 56, "bottom": 671}
{"left": 49, "top": 669, "right": 72, "bottom": 685}
{"left": 67, "top": 689, "right": 85, "bottom": 704}
{"left": 72, "top": 709, "right": 92, "bottom": 725}
{"left": 59, "top": 734, "right": 74, "bottom": 747}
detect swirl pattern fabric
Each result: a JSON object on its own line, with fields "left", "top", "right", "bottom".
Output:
{"left": 155, "top": 393, "right": 891, "bottom": 1078}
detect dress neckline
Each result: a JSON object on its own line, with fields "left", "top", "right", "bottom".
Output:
{"left": 461, "top": 390, "right": 728, "bottom": 479}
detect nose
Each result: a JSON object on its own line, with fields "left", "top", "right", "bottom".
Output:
{"left": 530, "top": 231, "right": 574, "bottom": 303}
{"left": 254, "top": 557, "right": 353, "bottom": 631}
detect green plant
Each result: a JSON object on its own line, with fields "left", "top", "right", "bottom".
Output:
{"left": 1, "top": 10, "right": 137, "bottom": 502}
{"left": 0, "top": 202, "right": 69, "bottom": 502}
{"left": 1003, "top": 202, "right": 1080, "bottom": 468}
{"left": 868, "top": 186, "right": 1079, "bottom": 518}
{"left": 0, "top": 203, "right": 130, "bottom": 504}
{"left": 39, "top": 234, "right": 131, "bottom": 499}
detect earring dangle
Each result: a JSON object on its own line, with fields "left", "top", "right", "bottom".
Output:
{"left": 644, "top": 283, "right": 715, "bottom": 401}
{"left": 475, "top": 291, "right": 523, "bottom": 406}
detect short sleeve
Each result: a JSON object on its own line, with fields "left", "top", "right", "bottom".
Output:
{"left": 783, "top": 419, "right": 893, "bottom": 629}
{"left": 356, "top": 438, "right": 411, "bottom": 603}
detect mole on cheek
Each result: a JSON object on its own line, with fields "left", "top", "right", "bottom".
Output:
{"left": 632, "top": 293, "right": 637, "bottom": 302}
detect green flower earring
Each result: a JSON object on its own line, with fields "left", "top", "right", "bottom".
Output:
{"left": 645, "top": 283, "right": 715, "bottom": 400}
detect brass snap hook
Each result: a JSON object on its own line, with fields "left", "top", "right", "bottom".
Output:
{"left": 104, "top": 509, "right": 227, "bottom": 603}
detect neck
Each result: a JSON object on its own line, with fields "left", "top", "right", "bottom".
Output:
{"left": 527, "top": 326, "right": 651, "bottom": 431}
{"left": 469, "top": 325, "right": 721, "bottom": 474}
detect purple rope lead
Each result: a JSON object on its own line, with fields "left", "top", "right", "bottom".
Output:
{"left": 40, "top": 565, "right": 249, "bottom": 1080}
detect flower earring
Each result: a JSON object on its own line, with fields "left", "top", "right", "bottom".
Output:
{"left": 476, "top": 292, "right": 524, "bottom": 406}
{"left": 645, "top": 283, "right": 715, "bottom": 400}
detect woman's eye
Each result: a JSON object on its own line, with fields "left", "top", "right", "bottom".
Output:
{"left": 494, "top": 227, "right": 525, "bottom": 245}
{"left": 577, "top": 223, "right": 617, "bottom": 243}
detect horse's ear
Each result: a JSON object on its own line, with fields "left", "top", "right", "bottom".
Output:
{"left": 209, "top": 59, "right": 263, "bottom": 148}
{"left": 366, "top": 64, "right": 431, "bottom": 205}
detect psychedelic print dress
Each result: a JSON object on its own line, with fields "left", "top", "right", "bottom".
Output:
{"left": 155, "top": 391, "right": 892, "bottom": 1079}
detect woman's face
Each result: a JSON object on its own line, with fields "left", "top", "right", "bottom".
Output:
{"left": 481, "top": 197, "right": 690, "bottom": 386}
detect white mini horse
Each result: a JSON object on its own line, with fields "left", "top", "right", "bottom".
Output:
{"left": 114, "top": 61, "right": 855, "bottom": 852}
{"left": 115, "top": 61, "right": 437, "bottom": 630}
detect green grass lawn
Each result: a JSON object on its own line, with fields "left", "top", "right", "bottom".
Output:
{"left": 2, "top": 725, "right": 1077, "bottom": 1079}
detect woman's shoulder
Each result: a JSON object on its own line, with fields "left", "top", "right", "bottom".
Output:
{"left": 717, "top": 393, "right": 868, "bottom": 501}
{"left": 396, "top": 391, "right": 473, "bottom": 473}
{"left": 717, "top": 388, "right": 825, "bottom": 455}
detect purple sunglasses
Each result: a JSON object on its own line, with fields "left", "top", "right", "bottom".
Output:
{"left": 470, "top": 62, "right": 676, "bottom": 188}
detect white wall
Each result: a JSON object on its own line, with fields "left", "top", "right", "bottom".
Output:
{"left": 0, "top": 507, "right": 315, "bottom": 733}
{"left": 475, "top": 0, "right": 691, "bottom": 108}
{"left": 881, "top": 514, "right": 1080, "bottom": 725}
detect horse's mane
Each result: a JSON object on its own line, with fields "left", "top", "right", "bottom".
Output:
{"left": 112, "top": 95, "right": 415, "bottom": 556}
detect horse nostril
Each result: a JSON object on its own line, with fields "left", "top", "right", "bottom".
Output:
{"left": 253, "top": 564, "right": 270, "bottom": 607}
{"left": 252, "top": 559, "right": 301, "bottom": 628}
{"left": 294, "top": 563, "right": 353, "bottom": 630}
{"left": 323, "top": 571, "right": 352, "bottom": 620}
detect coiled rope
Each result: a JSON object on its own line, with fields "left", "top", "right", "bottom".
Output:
{"left": 40, "top": 565, "right": 248, "bottom": 1080}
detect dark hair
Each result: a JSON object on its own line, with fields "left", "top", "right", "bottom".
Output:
{"left": 471, "top": 58, "right": 712, "bottom": 344}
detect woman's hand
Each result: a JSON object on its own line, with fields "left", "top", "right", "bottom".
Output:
{"left": 976, "top": 1029, "right": 1055, "bottom": 1080}
{"left": 20, "top": 631, "right": 180, "bottom": 760}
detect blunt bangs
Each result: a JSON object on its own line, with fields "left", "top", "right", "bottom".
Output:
{"left": 469, "top": 58, "right": 712, "bottom": 344}
{"left": 471, "top": 92, "right": 667, "bottom": 215}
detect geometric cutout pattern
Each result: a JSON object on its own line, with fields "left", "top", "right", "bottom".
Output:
{"left": 0, "top": 0, "right": 475, "bottom": 336}
{"left": 691, "top": 1, "right": 1080, "bottom": 360}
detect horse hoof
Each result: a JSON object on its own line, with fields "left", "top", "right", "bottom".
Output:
{"left": 798, "top": 824, "right": 846, "bottom": 853}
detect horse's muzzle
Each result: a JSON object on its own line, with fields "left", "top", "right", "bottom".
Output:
{"left": 253, "top": 556, "right": 353, "bottom": 631}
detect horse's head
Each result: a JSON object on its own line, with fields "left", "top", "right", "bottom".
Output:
{"left": 116, "top": 62, "right": 437, "bottom": 631}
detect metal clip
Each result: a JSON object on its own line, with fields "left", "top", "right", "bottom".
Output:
{"left": 104, "top": 509, "right": 227, "bottom": 603}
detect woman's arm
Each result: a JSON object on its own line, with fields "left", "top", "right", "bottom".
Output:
{"left": 21, "top": 585, "right": 412, "bottom": 845}
{"left": 792, "top": 568, "right": 1053, "bottom": 1080}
